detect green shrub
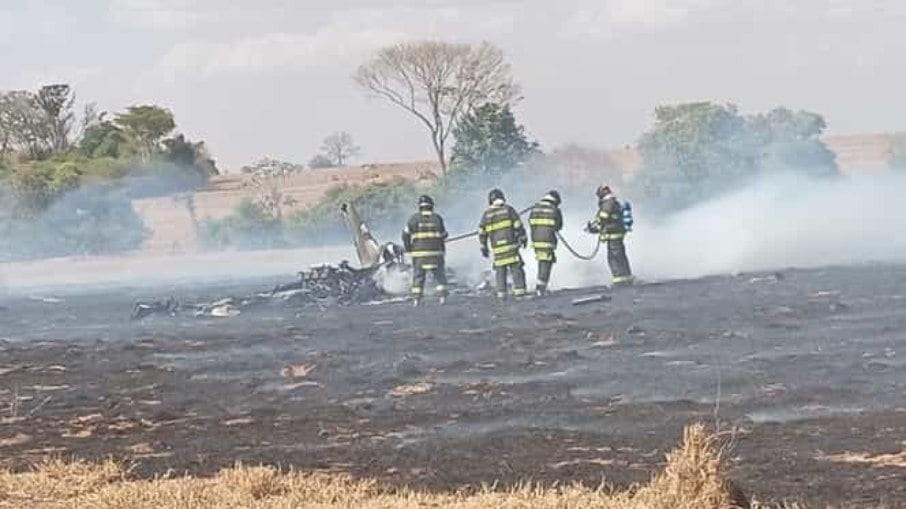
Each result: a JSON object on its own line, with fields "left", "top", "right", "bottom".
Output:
{"left": 199, "top": 198, "right": 286, "bottom": 250}
{"left": 286, "top": 177, "right": 426, "bottom": 244}
{"left": 0, "top": 183, "right": 147, "bottom": 261}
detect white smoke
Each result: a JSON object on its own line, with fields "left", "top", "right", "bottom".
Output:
{"left": 4, "top": 170, "right": 905, "bottom": 294}
{"left": 447, "top": 171, "right": 906, "bottom": 289}
{"left": 629, "top": 172, "right": 906, "bottom": 280}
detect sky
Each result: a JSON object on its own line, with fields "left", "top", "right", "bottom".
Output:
{"left": 2, "top": 0, "right": 904, "bottom": 171}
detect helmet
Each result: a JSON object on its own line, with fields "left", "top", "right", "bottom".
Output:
{"left": 596, "top": 185, "right": 612, "bottom": 199}
{"left": 417, "top": 194, "right": 434, "bottom": 209}
{"left": 488, "top": 188, "right": 505, "bottom": 205}
{"left": 543, "top": 190, "right": 561, "bottom": 206}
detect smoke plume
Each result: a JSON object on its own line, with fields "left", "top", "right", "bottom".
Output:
{"left": 444, "top": 171, "right": 906, "bottom": 289}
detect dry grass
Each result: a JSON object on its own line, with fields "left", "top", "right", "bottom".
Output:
{"left": 0, "top": 424, "right": 851, "bottom": 509}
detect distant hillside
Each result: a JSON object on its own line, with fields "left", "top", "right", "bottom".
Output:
{"left": 823, "top": 133, "right": 895, "bottom": 174}
{"left": 135, "top": 161, "right": 437, "bottom": 254}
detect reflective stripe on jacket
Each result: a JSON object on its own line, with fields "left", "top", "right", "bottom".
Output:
{"left": 479, "top": 203, "right": 525, "bottom": 267}
{"left": 593, "top": 197, "right": 626, "bottom": 241}
{"left": 403, "top": 210, "right": 447, "bottom": 258}
{"left": 529, "top": 199, "right": 563, "bottom": 252}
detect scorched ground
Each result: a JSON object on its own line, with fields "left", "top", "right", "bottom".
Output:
{"left": 1, "top": 264, "right": 905, "bottom": 507}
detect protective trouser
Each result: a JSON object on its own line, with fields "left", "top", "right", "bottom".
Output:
{"left": 533, "top": 243, "right": 556, "bottom": 293}
{"left": 411, "top": 257, "right": 448, "bottom": 299}
{"left": 494, "top": 261, "right": 527, "bottom": 299}
{"left": 529, "top": 200, "right": 561, "bottom": 294}
{"left": 536, "top": 259, "right": 554, "bottom": 293}
{"left": 606, "top": 238, "right": 633, "bottom": 285}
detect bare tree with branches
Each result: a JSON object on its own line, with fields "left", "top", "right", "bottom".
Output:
{"left": 354, "top": 41, "right": 519, "bottom": 174}
{"left": 320, "top": 131, "right": 360, "bottom": 166}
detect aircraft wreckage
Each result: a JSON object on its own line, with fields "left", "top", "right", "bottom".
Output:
{"left": 131, "top": 204, "right": 413, "bottom": 320}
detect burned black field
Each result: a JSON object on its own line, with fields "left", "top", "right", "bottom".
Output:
{"left": 1, "top": 264, "right": 905, "bottom": 507}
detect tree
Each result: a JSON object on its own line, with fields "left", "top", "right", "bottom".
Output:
{"left": 0, "top": 103, "right": 11, "bottom": 155}
{"left": 161, "top": 134, "right": 219, "bottom": 179}
{"left": 320, "top": 131, "right": 360, "bottom": 166}
{"left": 450, "top": 103, "right": 539, "bottom": 176}
{"left": 35, "top": 84, "right": 76, "bottom": 152}
{"left": 308, "top": 154, "right": 335, "bottom": 169}
{"left": 747, "top": 107, "right": 837, "bottom": 176}
{"left": 635, "top": 102, "right": 761, "bottom": 212}
{"left": 74, "top": 102, "right": 100, "bottom": 142}
{"left": 355, "top": 41, "right": 519, "bottom": 174}
{"left": 79, "top": 116, "right": 129, "bottom": 158}
{"left": 633, "top": 102, "right": 838, "bottom": 213}
{"left": 0, "top": 91, "right": 53, "bottom": 159}
{"left": 242, "top": 172, "right": 298, "bottom": 222}
{"left": 114, "top": 105, "right": 175, "bottom": 162}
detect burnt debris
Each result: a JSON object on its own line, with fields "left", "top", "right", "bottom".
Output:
{"left": 132, "top": 203, "right": 414, "bottom": 320}
{"left": 270, "top": 261, "right": 387, "bottom": 305}
{"left": 131, "top": 261, "right": 398, "bottom": 321}
{"left": 131, "top": 297, "right": 180, "bottom": 320}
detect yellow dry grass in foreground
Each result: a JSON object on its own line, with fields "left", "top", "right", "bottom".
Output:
{"left": 0, "top": 425, "right": 769, "bottom": 509}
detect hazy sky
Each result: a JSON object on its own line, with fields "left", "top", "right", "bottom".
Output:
{"left": 3, "top": 0, "right": 903, "bottom": 171}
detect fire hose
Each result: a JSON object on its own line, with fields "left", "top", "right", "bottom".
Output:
{"left": 444, "top": 206, "right": 603, "bottom": 261}
{"left": 555, "top": 232, "right": 602, "bottom": 261}
{"left": 443, "top": 206, "right": 533, "bottom": 243}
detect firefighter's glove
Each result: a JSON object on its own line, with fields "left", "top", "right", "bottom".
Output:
{"left": 480, "top": 245, "right": 490, "bottom": 258}
{"left": 519, "top": 237, "right": 527, "bottom": 248}
{"left": 585, "top": 221, "right": 600, "bottom": 234}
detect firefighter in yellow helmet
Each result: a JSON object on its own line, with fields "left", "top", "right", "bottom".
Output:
{"left": 402, "top": 194, "right": 449, "bottom": 306}
{"left": 528, "top": 190, "right": 563, "bottom": 296}
{"left": 586, "top": 185, "right": 633, "bottom": 285}
{"left": 479, "top": 188, "right": 528, "bottom": 299}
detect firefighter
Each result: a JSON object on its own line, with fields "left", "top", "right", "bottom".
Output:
{"left": 479, "top": 188, "right": 528, "bottom": 299}
{"left": 402, "top": 195, "right": 448, "bottom": 305}
{"left": 586, "top": 185, "right": 633, "bottom": 285}
{"left": 528, "top": 190, "right": 563, "bottom": 296}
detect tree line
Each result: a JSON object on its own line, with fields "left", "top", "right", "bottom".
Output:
{"left": 0, "top": 84, "right": 219, "bottom": 260}
{"left": 350, "top": 40, "right": 842, "bottom": 214}
{"left": 3, "top": 41, "right": 856, "bottom": 257}
{"left": 207, "top": 39, "right": 849, "bottom": 249}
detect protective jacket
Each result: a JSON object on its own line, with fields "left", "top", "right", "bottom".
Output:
{"left": 592, "top": 196, "right": 626, "bottom": 241}
{"left": 479, "top": 201, "right": 526, "bottom": 268}
{"left": 528, "top": 197, "right": 563, "bottom": 262}
{"left": 588, "top": 195, "right": 632, "bottom": 284}
{"left": 402, "top": 210, "right": 447, "bottom": 267}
